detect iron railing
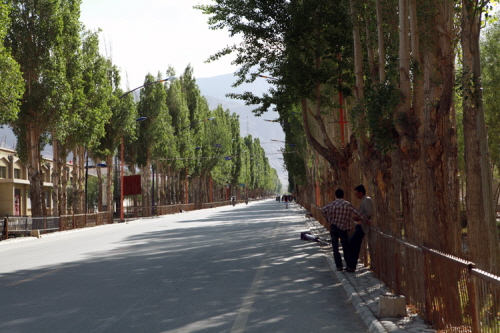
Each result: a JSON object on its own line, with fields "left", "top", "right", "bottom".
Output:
{"left": 1, "top": 199, "right": 241, "bottom": 239}
{"left": 304, "top": 201, "right": 500, "bottom": 333}
{"left": 1, "top": 216, "right": 61, "bottom": 237}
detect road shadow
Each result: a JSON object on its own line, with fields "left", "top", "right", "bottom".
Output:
{"left": 0, "top": 201, "right": 365, "bottom": 333}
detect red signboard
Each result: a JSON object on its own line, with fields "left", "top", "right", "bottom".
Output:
{"left": 123, "top": 175, "right": 142, "bottom": 196}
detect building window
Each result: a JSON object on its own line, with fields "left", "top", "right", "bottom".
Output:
{"left": 14, "top": 168, "right": 21, "bottom": 179}
{"left": 0, "top": 166, "right": 6, "bottom": 178}
{"left": 45, "top": 191, "right": 51, "bottom": 208}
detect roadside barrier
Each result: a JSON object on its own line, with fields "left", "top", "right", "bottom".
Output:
{"left": 0, "top": 198, "right": 252, "bottom": 240}
{"left": 301, "top": 200, "right": 500, "bottom": 333}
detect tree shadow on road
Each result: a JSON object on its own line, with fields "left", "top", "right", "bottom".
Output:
{"left": 0, "top": 201, "right": 365, "bottom": 333}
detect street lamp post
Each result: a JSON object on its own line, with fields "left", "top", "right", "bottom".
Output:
{"left": 119, "top": 77, "right": 176, "bottom": 99}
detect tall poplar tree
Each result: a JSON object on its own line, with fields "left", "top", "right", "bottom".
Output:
{"left": 135, "top": 73, "right": 172, "bottom": 213}
{"left": 5, "top": 0, "right": 81, "bottom": 216}
{"left": 461, "top": 0, "right": 500, "bottom": 273}
{"left": 198, "top": 0, "right": 357, "bottom": 197}
{"left": 0, "top": 1, "right": 23, "bottom": 124}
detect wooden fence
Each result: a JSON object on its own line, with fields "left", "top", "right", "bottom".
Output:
{"left": 302, "top": 201, "right": 500, "bottom": 333}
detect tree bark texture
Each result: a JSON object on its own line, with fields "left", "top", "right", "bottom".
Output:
{"left": 51, "top": 138, "right": 60, "bottom": 217}
{"left": 396, "top": 0, "right": 461, "bottom": 255}
{"left": 106, "top": 155, "right": 113, "bottom": 215}
{"left": 27, "top": 124, "right": 44, "bottom": 217}
{"left": 461, "top": 0, "right": 500, "bottom": 273}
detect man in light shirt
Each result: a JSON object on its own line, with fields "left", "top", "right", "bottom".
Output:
{"left": 346, "top": 185, "right": 374, "bottom": 272}
{"left": 322, "top": 188, "right": 371, "bottom": 272}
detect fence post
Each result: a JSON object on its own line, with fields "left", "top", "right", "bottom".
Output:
{"left": 423, "top": 250, "right": 433, "bottom": 325}
{"left": 467, "top": 268, "right": 481, "bottom": 333}
{"left": 394, "top": 245, "right": 400, "bottom": 295}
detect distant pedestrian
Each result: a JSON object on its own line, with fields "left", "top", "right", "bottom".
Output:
{"left": 322, "top": 188, "right": 371, "bottom": 272}
{"left": 346, "top": 185, "right": 374, "bottom": 272}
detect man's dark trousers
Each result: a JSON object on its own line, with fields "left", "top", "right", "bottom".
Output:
{"left": 330, "top": 224, "right": 349, "bottom": 269}
{"left": 347, "top": 224, "right": 365, "bottom": 270}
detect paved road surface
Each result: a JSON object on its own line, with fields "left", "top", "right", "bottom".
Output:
{"left": 0, "top": 200, "right": 367, "bottom": 333}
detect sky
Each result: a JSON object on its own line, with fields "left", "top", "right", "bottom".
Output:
{"left": 80, "top": 0, "right": 241, "bottom": 90}
{"left": 79, "top": 1, "right": 289, "bottom": 189}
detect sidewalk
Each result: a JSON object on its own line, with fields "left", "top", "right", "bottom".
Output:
{"left": 299, "top": 206, "right": 437, "bottom": 333}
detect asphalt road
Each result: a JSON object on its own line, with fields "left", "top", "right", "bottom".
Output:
{"left": 0, "top": 200, "right": 367, "bottom": 333}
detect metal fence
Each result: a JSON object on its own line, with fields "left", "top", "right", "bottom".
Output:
{"left": 368, "top": 228, "right": 500, "bottom": 333}
{"left": 124, "top": 203, "right": 196, "bottom": 218}
{"left": 123, "top": 200, "right": 242, "bottom": 218}
{"left": 303, "top": 201, "right": 500, "bottom": 333}
{"left": 1, "top": 199, "right": 241, "bottom": 240}
{"left": 1, "top": 216, "right": 61, "bottom": 238}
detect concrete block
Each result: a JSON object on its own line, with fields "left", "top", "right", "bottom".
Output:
{"left": 378, "top": 294, "right": 406, "bottom": 318}
{"left": 31, "top": 230, "right": 41, "bottom": 238}
{"left": 369, "top": 320, "right": 386, "bottom": 333}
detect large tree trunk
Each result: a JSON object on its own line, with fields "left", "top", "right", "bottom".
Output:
{"left": 173, "top": 170, "right": 179, "bottom": 204}
{"left": 78, "top": 147, "right": 85, "bottom": 213}
{"left": 71, "top": 147, "right": 85, "bottom": 214}
{"left": 350, "top": 0, "right": 364, "bottom": 100}
{"left": 27, "top": 124, "right": 44, "bottom": 217}
{"left": 106, "top": 155, "right": 113, "bottom": 214}
{"left": 96, "top": 157, "right": 103, "bottom": 212}
{"left": 51, "top": 138, "right": 60, "bottom": 217}
{"left": 397, "top": 0, "right": 427, "bottom": 245}
{"left": 375, "top": 0, "right": 386, "bottom": 83}
{"left": 141, "top": 159, "right": 151, "bottom": 215}
{"left": 462, "top": 0, "right": 500, "bottom": 273}
{"left": 196, "top": 175, "right": 201, "bottom": 208}
{"left": 60, "top": 149, "right": 69, "bottom": 216}
{"left": 166, "top": 166, "right": 172, "bottom": 205}
{"left": 159, "top": 163, "right": 166, "bottom": 206}
{"left": 423, "top": 0, "right": 461, "bottom": 256}
{"left": 397, "top": 0, "right": 461, "bottom": 256}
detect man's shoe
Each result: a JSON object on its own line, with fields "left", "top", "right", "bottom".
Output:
{"left": 345, "top": 267, "right": 355, "bottom": 273}
{"left": 336, "top": 267, "right": 344, "bottom": 271}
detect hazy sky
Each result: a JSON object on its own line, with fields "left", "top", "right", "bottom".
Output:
{"left": 79, "top": 1, "right": 289, "bottom": 187}
{"left": 80, "top": 0, "right": 240, "bottom": 90}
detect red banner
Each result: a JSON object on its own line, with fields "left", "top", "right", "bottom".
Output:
{"left": 124, "top": 175, "right": 141, "bottom": 196}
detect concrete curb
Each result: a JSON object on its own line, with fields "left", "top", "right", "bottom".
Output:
{"left": 326, "top": 256, "right": 388, "bottom": 333}
{"left": 297, "top": 203, "right": 437, "bottom": 333}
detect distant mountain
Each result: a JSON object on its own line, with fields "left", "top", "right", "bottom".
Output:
{"left": 0, "top": 126, "right": 54, "bottom": 158}
{"left": 197, "top": 74, "right": 288, "bottom": 187}
{"left": 0, "top": 126, "right": 16, "bottom": 151}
